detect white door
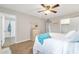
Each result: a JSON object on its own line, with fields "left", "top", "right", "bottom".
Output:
{"left": 3, "top": 15, "right": 16, "bottom": 47}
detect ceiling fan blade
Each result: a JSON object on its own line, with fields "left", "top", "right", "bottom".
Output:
{"left": 50, "top": 10, "right": 57, "bottom": 13}
{"left": 38, "top": 10, "right": 46, "bottom": 13}
{"left": 52, "top": 4, "right": 59, "bottom": 8}
{"left": 41, "top": 4, "right": 46, "bottom": 7}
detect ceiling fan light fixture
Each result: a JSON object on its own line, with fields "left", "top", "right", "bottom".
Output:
{"left": 44, "top": 10, "right": 51, "bottom": 14}
{"left": 39, "top": 4, "right": 60, "bottom": 14}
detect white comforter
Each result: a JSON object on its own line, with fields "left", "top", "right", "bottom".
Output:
{"left": 33, "top": 33, "right": 79, "bottom": 54}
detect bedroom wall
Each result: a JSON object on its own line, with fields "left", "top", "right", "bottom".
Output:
{"left": 51, "top": 19, "right": 60, "bottom": 33}
{"left": 46, "top": 19, "right": 60, "bottom": 33}
{"left": 60, "top": 16, "right": 79, "bottom": 33}
{"left": 0, "top": 7, "right": 45, "bottom": 43}
{"left": 70, "top": 17, "right": 79, "bottom": 31}
{"left": 51, "top": 12, "right": 79, "bottom": 33}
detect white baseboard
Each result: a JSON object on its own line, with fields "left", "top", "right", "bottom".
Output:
{"left": 15, "top": 39, "right": 31, "bottom": 44}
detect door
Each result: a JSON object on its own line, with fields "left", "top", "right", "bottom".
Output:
{"left": 3, "top": 15, "right": 16, "bottom": 47}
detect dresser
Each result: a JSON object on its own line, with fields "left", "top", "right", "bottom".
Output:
{"left": 31, "top": 29, "right": 40, "bottom": 41}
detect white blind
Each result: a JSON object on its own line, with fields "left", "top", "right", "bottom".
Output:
{"left": 60, "top": 18, "right": 70, "bottom": 24}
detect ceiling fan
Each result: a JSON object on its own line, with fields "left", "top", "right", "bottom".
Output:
{"left": 38, "top": 4, "right": 60, "bottom": 15}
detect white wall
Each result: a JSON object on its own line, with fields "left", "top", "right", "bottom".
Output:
{"left": 50, "top": 12, "right": 79, "bottom": 33}
{"left": 0, "top": 16, "right": 2, "bottom": 51}
{"left": 46, "top": 19, "right": 60, "bottom": 33}
{"left": 61, "top": 17, "right": 79, "bottom": 33}
{"left": 51, "top": 19, "right": 60, "bottom": 33}
{"left": 0, "top": 7, "right": 45, "bottom": 43}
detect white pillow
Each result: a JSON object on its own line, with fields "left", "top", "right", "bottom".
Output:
{"left": 65, "top": 31, "right": 79, "bottom": 41}
{"left": 65, "top": 31, "right": 76, "bottom": 39}
{"left": 72, "top": 31, "right": 79, "bottom": 41}
{"left": 49, "top": 32, "right": 65, "bottom": 39}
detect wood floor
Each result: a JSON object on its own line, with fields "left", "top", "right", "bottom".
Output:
{"left": 9, "top": 40, "right": 34, "bottom": 54}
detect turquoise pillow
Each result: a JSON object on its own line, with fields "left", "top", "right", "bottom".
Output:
{"left": 38, "top": 33, "right": 51, "bottom": 45}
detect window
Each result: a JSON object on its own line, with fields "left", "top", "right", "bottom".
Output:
{"left": 60, "top": 18, "right": 70, "bottom": 24}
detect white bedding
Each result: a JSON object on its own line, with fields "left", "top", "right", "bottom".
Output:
{"left": 33, "top": 32, "right": 79, "bottom": 54}
{"left": 33, "top": 36, "right": 68, "bottom": 54}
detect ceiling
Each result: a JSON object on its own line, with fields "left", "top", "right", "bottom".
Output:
{"left": 0, "top": 4, "right": 79, "bottom": 19}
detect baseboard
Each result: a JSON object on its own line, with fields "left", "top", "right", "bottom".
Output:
{"left": 15, "top": 39, "right": 31, "bottom": 44}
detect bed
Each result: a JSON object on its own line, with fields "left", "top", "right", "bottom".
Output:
{"left": 33, "top": 31, "right": 79, "bottom": 54}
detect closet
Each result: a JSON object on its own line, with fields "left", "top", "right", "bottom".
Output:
{"left": 0, "top": 13, "right": 16, "bottom": 48}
